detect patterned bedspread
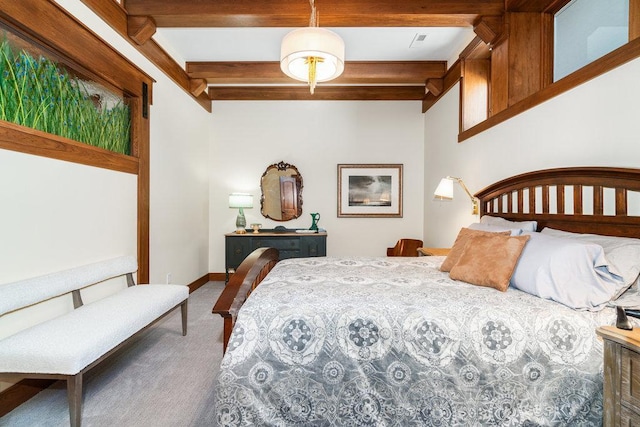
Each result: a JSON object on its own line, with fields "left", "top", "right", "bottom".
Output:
{"left": 213, "top": 256, "right": 616, "bottom": 426}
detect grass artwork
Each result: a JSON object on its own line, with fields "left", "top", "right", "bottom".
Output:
{"left": 0, "top": 37, "right": 131, "bottom": 155}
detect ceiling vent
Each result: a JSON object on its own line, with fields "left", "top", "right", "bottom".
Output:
{"left": 409, "top": 33, "right": 428, "bottom": 48}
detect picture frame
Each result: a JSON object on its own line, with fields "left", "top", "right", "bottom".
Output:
{"left": 337, "top": 164, "right": 403, "bottom": 218}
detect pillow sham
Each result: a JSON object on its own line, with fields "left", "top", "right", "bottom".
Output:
{"left": 510, "top": 232, "right": 625, "bottom": 311}
{"left": 468, "top": 222, "right": 523, "bottom": 236}
{"left": 440, "top": 228, "right": 511, "bottom": 272}
{"left": 540, "top": 227, "right": 640, "bottom": 295}
{"left": 449, "top": 234, "right": 530, "bottom": 292}
{"left": 480, "top": 215, "right": 537, "bottom": 232}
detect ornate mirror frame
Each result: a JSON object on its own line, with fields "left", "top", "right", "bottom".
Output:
{"left": 260, "top": 161, "right": 303, "bottom": 221}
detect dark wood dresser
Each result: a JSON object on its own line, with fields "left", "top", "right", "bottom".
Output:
{"left": 225, "top": 230, "right": 327, "bottom": 277}
{"left": 597, "top": 326, "right": 640, "bottom": 426}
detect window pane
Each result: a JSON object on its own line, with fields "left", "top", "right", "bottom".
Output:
{"left": 554, "top": 0, "right": 629, "bottom": 81}
{"left": 0, "top": 30, "right": 131, "bottom": 154}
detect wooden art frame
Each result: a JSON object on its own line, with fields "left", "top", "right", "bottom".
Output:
{"left": 337, "top": 164, "right": 403, "bottom": 218}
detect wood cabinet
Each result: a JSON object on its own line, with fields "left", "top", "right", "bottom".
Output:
{"left": 597, "top": 326, "right": 640, "bottom": 426}
{"left": 225, "top": 231, "right": 327, "bottom": 276}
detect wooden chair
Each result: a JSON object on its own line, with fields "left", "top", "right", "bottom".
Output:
{"left": 386, "top": 239, "right": 423, "bottom": 257}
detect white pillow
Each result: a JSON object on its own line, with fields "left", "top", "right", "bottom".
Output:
{"left": 541, "top": 227, "right": 640, "bottom": 293}
{"left": 480, "top": 215, "right": 537, "bottom": 232}
{"left": 610, "top": 287, "right": 640, "bottom": 308}
{"left": 468, "top": 223, "right": 523, "bottom": 236}
{"left": 511, "top": 232, "right": 625, "bottom": 311}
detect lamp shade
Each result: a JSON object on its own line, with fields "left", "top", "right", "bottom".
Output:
{"left": 433, "top": 178, "right": 454, "bottom": 200}
{"left": 280, "top": 27, "right": 345, "bottom": 83}
{"left": 229, "top": 193, "right": 253, "bottom": 209}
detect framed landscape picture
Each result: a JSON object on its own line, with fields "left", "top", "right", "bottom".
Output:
{"left": 337, "top": 164, "right": 403, "bottom": 218}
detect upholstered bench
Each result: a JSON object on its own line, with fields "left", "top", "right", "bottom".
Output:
{"left": 0, "top": 256, "right": 189, "bottom": 427}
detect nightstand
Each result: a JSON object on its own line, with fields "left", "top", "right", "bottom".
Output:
{"left": 418, "top": 247, "right": 450, "bottom": 256}
{"left": 596, "top": 326, "right": 640, "bottom": 426}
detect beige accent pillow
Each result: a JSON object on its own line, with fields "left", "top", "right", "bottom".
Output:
{"left": 440, "top": 228, "right": 511, "bottom": 272}
{"left": 449, "top": 234, "right": 531, "bottom": 292}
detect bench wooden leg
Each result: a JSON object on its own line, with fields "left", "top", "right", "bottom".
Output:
{"left": 181, "top": 300, "right": 188, "bottom": 336}
{"left": 67, "top": 373, "right": 83, "bottom": 427}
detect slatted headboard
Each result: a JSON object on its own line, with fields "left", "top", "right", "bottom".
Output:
{"left": 474, "top": 167, "right": 640, "bottom": 239}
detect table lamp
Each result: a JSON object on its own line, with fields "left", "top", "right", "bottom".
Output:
{"left": 229, "top": 193, "right": 253, "bottom": 234}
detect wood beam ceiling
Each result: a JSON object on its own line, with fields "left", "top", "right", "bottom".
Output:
{"left": 80, "top": 0, "right": 212, "bottom": 111}
{"left": 124, "top": 0, "right": 503, "bottom": 27}
{"left": 188, "top": 61, "right": 446, "bottom": 85}
{"left": 209, "top": 86, "right": 426, "bottom": 101}
{"left": 187, "top": 61, "right": 447, "bottom": 100}
{"left": 83, "top": 0, "right": 506, "bottom": 106}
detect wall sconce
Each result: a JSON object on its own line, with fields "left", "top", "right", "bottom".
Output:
{"left": 229, "top": 193, "right": 253, "bottom": 234}
{"left": 434, "top": 176, "right": 479, "bottom": 215}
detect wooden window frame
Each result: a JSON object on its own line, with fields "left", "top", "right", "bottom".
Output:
{"left": 0, "top": 1, "right": 152, "bottom": 282}
{"left": 444, "top": 0, "right": 640, "bottom": 141}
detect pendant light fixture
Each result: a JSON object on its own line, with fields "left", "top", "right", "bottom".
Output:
{"left": 280, "top": 0, "right": 345, "bottom": 94}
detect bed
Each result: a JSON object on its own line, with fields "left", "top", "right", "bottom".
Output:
{"left": 211, "top": 167, "right": 640, "bottom": 426}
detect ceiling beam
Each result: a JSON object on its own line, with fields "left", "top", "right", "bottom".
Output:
{"left": 84, "top": 0, "right": 506, "bottom": 107}
{"left": 209, "top": 86, "right": 426, "bottom": 101}
{"left": 506, "top": 0, "right": 570, "bottom": 13}
{"left": 187, "top": 61, "right": 447, "bottom": 85}
{"left": 422, "top": 60, "right": 462, "bottom": 113}
{"left": 127, "top": 15, "right": 157, "bottom": 45}
{"left": 124, "top": 0, "right": 503, "bottom": 27}
{"left": 80, "top": 0, "right": 212, "bottom": 111}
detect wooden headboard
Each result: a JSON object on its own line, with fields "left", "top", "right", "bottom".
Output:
{"left": 475, "top": 167, "right": 640, "bottom": 239}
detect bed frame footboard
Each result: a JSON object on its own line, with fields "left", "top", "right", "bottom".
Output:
{"left": 212, "top": 247, "right": 279, "bottom": 353}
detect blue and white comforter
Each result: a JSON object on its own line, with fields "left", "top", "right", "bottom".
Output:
{"left": 213, "top": 256, "right": 615, "bottom": 426}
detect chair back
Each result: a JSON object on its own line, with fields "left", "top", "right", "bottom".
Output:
{"left": 386, "top": 239, "right": 423, "bottom": 257}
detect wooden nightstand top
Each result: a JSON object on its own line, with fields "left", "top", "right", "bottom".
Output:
{"left": 418, "top": 247, "right": 450, "bottom": 256}
{"left": 597, "top": 326, "right": 640, "bottom": 353}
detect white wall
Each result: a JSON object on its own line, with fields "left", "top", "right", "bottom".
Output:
{"left": 148, "top": 73, "right": 211, "bottom": 285}
{"left": 424, "top": 57, "right": 640, "bottom": 247}
{"left": 0, "top": 151, "right": 137, "bottom": 283}
{"left": 0, "top": 0, "right": 212, "bottom": 392}
{"left": 52, "top": 0, "right": 212, "bottom": 286}
{"left": 209, "top": 101, "right": 425, "bottom": 272}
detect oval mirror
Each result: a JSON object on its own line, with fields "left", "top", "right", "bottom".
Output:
{"left": 260, "top": 161, "right": 303, "bottom": 221}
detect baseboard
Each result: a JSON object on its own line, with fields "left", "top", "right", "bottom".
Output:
{"left": 209, "top": 272, "right": 226, "bottom": 282}
{"left": 188, "top": 272, "right": 226, "bottom": 292}
{"left": 0, "top": 379, "right": 55, "bottom": 417}
{"left": 187, "top": 273, "right": 211, "bottom": 293}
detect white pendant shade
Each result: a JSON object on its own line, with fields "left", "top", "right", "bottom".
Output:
{"left": 280, "top": 27, "right": 345, "bottom": 83}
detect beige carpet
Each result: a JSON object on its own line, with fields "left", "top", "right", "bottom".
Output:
{"left": 1, "top": 281, "right": 226, "bottom": 427}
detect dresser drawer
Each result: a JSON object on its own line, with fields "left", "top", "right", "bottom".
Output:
{"left": 225, "top": 231, "right": 327, "bottom": 274}
{"left": 621, "top": 347, "right": 640, "bottom": 411}
{"left": 252, "top": 238, "right": 301, "bottom": 251}
{"left": 225, "top": 237, "right": 251, "bottom": 271}
{"left": 279, "top": 250, "right": 302, "bottom": 260}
